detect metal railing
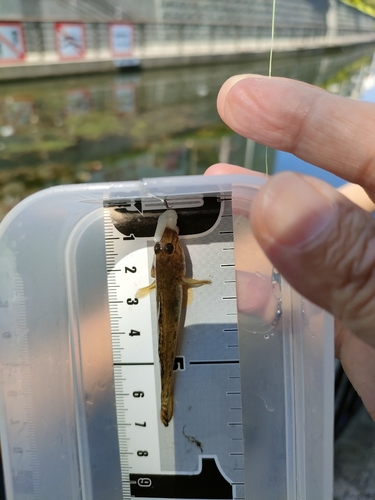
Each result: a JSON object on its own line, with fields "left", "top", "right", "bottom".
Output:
{"left": 3, "top": 20, "right": 375, "bottom": 64}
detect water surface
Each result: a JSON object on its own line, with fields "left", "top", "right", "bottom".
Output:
{"left": 0, "top": 44, "right": 374, "bottom": 219}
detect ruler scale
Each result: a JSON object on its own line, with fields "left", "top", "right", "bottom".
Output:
{"left": 0, "top": 272, "right": 41, "bottom": 499}
{"left": 104, "top": 194, "right": 245, "bottom": 500}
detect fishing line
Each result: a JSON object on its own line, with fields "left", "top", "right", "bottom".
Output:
{"left": 268, "top": 0, "right": 277, "bottom": 79}
{"left": 265, "top": 0, "right": 277, "bottom": 177}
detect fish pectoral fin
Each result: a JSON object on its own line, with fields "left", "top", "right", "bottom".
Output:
{"left": 186, "top": 287, "right": 194, "bottom": 306}
{"left": 135, "top": 281, "right": 156, "bottom": 298}
{"left": 181, "top": 278, "right": 211, "bottom": 288}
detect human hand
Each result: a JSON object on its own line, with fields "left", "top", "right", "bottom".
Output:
{"left": 205, "top": 75, "right": 375, "bottom": 419}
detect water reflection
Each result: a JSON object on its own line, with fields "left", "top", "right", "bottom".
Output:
{"left": 0, "top": 44, "right": 374, "bottom": 219}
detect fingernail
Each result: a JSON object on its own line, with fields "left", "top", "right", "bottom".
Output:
{"left": 217, "top": 74, "right": 266, "bottom": 113}
{"left": 254, "top": 172, "right": 335, "bottom": 249}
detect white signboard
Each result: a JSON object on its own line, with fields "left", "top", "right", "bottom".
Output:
{"left": 55, "top": 23, "right": 86, "bottom": 60}
{"left": 0, "top": 23, "right": 25, "bottom": 63}
{"left": 110, "top": 24, "right": 134, "bottom": 57}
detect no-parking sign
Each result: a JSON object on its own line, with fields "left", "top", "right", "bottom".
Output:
{"left": 109, "top": 23, "right": 134, "bottom": 57}
{"left": 55, "top": 23, "right": 86, "bottom": 60}
{"left": 0, "top": 23, "right": 25, "bottom": 63}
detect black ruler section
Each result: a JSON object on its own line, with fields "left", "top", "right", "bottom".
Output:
{"left": 129, "top": 458, "right": 233, "bottom": 499}
{"left": 105, "top": 196, "right": 221, "bottom": 238}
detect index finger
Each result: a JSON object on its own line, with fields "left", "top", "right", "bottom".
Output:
{"left": 217, "top": 75, "right": 375, "bottom": 193}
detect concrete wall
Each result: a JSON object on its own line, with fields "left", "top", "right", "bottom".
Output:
{"left": 126, "top": 0, "right": 374, "bottom": 33}
{"left": 0, "top": 0, "right": 374, "bottom": 33}
{"left": 125, "top": 0, "right": 326, "bottom": 26}
{"left": 0, "top": 0, "right": 119, "bottom": 20}
{"left": 22, "top": 0, "right": 42, "bottom": 17}
{"left": 119, "top": 0, "right": 158, "bottom": 22}
{"left": 335, "top": 0, "right": 374, "bottom": 29}
{"left": 0, "top": 0, "right": 23, "bottom": 19}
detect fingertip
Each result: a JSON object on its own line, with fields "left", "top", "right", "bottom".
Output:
{"left": 204, "top": 164, "right": 263, "bottom": 176}
{"left": 251, "top": 172, "right": 336, "bottom": 252}
{"left": 204, "top": 164, "right": 230, "bottom": 176}
{"left": 249, "top": 172, "right": 375, "bottom": 347}
{"left": 217, "top": 74, "right": 265, "bottom": 121}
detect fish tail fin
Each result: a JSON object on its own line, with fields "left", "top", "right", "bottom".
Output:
{"left": 160, "top": 392, "right": 174, "bottom": 427}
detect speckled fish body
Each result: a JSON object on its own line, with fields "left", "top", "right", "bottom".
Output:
{"left": 154, "top": 226, "right": 185, "bottom": 426}
{"left": 136, "top": 210, "right": 211, "bottom": 427}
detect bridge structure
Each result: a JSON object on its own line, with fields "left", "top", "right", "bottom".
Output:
{"left": 0, "top": 0, "right": 374, "bottom": 80}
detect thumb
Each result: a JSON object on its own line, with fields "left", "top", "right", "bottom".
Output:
{"left": 251, "top": 171, "right": 375, "bottom": 348}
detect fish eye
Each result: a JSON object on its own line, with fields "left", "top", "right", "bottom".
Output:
{"left": 154, "top": 242, "right": 161, "bottom": 254}
{"left": 163, "top": 243, "right": 174, "bottom": 255}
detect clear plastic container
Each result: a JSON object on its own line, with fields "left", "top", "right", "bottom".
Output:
{"left": 0, "top": 175, "right": 334, "bottom": 500}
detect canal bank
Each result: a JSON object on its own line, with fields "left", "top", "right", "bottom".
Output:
{"left": 1, "top": 0, "right": 375, "bottom": 80}
{"left": 0, "top": 30, "right": 375, "bottom": 81}
{"left": 0, "top": 15, "right": 375, "bottom": 81}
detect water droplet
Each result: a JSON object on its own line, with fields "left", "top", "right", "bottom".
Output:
{"left": 255, "top": 272, "right": 263, "bottom": 278}
{"left": 265, "top": 401, "right": 275, "bottom": 412}
{"left": 264, "top": 334, "right": 269, "bottom": 339}
{"left": 196, "top": 84, "right": 209, "bottom": 97}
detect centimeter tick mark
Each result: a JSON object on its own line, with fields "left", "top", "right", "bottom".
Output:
{"left": 113, "top": 362, "right": 155, "bottom": 366}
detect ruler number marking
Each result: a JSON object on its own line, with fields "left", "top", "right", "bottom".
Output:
{"left": 129, "top": 329, "right": 140, "bottom": 337}
{"left": 138, "top": 477, "right": 152, "bottom": 487}
{"left": 127, "top": 298, "right": 138, "bottom": 305}
{"left": 132, "top": 391, "right": 144, "bottom": 398}
{"left": 125, "top": 266, "right": 137, "bottom": 273}
{"left": 135, "top": 422, "right": 146, "bottom": 427}
{"left": 173, "top": 356, "right": 185, "bottom": 371}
